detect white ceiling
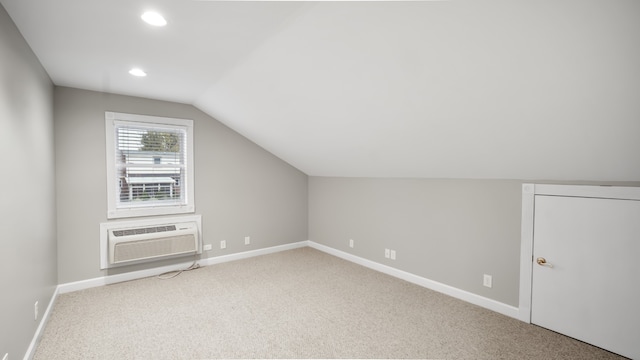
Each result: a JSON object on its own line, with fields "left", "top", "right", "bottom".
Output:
{"left": 3, "top": 0, "right": 640, "bottom": 181}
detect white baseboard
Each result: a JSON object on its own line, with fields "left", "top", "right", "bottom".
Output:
{"left": 199, "top": 241, "right": 308, "bottom": 267}
{"left": 58, "top": 239, "right": 520, "bottom": 318}
{"left": 58, "top": 241, "right": 309, "bottom": 294}
{"left": 308, "top": 241, "right": 520, "bottom": 320}
{"left": 23, "top": 286, "right": 58, "bottom": 360}
{"left": 58, "top": 261, "right": 196, "bottom": 294}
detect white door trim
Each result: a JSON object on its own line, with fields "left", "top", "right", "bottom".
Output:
{"left": 518, "top": 183, "right": 640, "bottom": 323}
{"left": 518, "top": 184, "right": 535, "bottom": 322}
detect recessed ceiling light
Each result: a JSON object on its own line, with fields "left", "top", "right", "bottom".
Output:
{"left": 141, "top": 11, "right": 167, "bottom": 27}
{"left": 129, "top": 68, "right": 147, "bottom": 77}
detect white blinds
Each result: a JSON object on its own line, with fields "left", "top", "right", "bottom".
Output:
{"left": 114, "top": 122, "right": 187, "bottom": 208}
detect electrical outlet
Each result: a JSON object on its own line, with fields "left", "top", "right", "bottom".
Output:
{"left": 220, "top": 240, "right": 226, "bottom": 249}
{"left": 384, "top": 248, "right": 390, "bottom": 258}
{"left": 34, "top": 301, "right": 39, "bottom": 321}
{"left": 349, "top": 239, "right": 354, "bottom": 248}
{"left": 390, "top": 250, "right": 396, "bottom": 260}
{"left": 483, "top": 274, "right": 493, "bottom": 288}
{"left": 203, "top": 244, "right": 212, "bottom": 251}
{"left": 244, "top": 236, "right": 250, "bottom": 245}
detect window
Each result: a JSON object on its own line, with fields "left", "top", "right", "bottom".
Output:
{"left": 105, "top": 112, "right": 194, "bottom": 219}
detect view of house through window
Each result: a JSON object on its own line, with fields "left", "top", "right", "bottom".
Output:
{"left": 116, "top": 126, "right": 185, "bottom": 204}
{"left": 106, "top": 112, "right": 194, "bottom": 219}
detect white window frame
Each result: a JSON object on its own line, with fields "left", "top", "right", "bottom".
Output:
{"left": 105, "top": 111, "right": 195, "bottom": 219}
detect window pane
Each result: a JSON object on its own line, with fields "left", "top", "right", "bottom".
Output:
{"left": 115, "top": 124, "right": 187, "bottom": 207}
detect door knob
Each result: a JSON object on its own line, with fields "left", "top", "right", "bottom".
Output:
{"left": 536, "top": 257, "right": 553, "bottom": 268}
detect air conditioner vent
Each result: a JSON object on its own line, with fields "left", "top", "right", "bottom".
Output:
{"left": 107, "top": 222, "right": 198, "bottom": 265}
{"left": 112, "top": 225, "right": 177, "bottom": 237}
{"left": 113, "top": 234, "right": 195, "bottom": 263}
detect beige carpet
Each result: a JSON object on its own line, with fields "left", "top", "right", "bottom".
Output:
{"left": 34, "top": 247, "right": 625, "bottom": 359}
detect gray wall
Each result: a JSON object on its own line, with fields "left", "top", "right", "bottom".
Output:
{"left": 54, "top": 87, "right": 308, "bottom": 283}
{"left": 0, "top": 3, "right": 57, "bottom": 358}
{"left": 309, "top": 178, "right": 528, "bottom": 307}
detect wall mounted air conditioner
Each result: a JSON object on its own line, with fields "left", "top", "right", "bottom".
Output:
{"left": 108, "top": 221, "right": 199, "bottom": 265}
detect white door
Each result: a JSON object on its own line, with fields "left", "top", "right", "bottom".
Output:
{"left": 531, "top": 195, "right": 640, "bottom": 359}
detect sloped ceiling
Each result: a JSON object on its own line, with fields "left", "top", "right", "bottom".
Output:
{"left": 2, "top": 0, "right": 639, "bottom": 180}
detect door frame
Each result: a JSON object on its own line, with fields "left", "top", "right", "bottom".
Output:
{"left": 518, "top": 183, "right": 640, "bottom": 323}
